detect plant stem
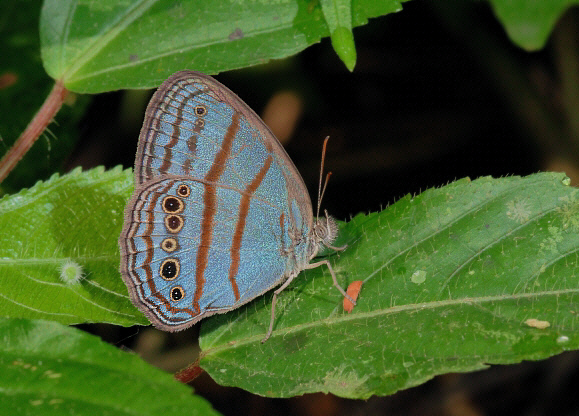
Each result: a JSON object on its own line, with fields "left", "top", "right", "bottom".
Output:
{"left": 0, "top": 80, "right": 69, "bottom": 183}
{"left": 174, "top": 358, "right": 204, "bottom": 384}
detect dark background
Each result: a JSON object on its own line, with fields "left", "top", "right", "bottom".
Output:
{"left": 72, "top": 1, "right": 579, "bottom": 415}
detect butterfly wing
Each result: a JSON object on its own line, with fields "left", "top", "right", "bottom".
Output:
{"left": 120, "top": 71, "right": 315, "bottom": 331}
{"left": 134, "top": 72, "right": 303, "bottom": 196}
{"left": 121, "top": 176, "right": 307, "bottom": 330}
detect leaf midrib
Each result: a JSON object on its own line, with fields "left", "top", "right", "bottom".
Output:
{"left": 203, "top": 287, "right": 576, "bottom": 352}
{"left": 61, "top": 1, "right": 304, "bottom": 85}
{"left": 0, "top": 255, "right": 116, "bottom": 265}
{"left": 61, "top": 0, "right": 158, "bottom": 82}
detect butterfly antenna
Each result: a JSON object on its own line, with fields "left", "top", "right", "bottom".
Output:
{"left": 316, "top": 137, "right": 331, "bottom": 219}
{"left": 319, "top": 171, "right": 332, "bottom": 215}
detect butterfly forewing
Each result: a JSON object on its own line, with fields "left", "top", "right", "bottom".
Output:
{"left": 135, "top": 72, "right": 308, "bottom": 202}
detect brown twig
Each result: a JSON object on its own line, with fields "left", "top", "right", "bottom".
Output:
{"left": 174, "top": 357, "right": 204, "bottom": 384}
{"left": 0, "top": 79, "right": 69, "bottom": 183}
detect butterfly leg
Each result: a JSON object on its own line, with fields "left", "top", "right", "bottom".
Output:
{"left": 306, "top": 259, "right": 356, "bottom": 305}
{"left": 261, "top": 259, "right": 357, "bottom": 343}
{"left": 261, "top": 271, "right": 300, "bottom": 343}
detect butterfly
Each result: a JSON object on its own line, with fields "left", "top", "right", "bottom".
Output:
{"left": 119, "top": 71, "right": 354, "bottom": 342}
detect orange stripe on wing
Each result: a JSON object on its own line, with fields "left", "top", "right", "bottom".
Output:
{"left": 142, "top": 83, "right": 208, "bottom": 181}
{"left": 158, "top": 87, "right": 184, "bottom": 174}
{"left": 228, "top": 155, "right": 273, "bottom": 301}
{"left": 159, "top": 85, "right": 208, "bottom": 174}
{"left": 194, "top": 111, "right": 240, "bottom": 312}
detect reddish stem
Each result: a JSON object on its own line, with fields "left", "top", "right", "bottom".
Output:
{"left": 0, "top": 80, "right": 69, "bottom": 183}
{"left": 174, "top": 358, "right": 205, "bottom": 384}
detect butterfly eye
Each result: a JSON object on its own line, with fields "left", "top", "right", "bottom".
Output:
{"left": 194, "top": 105, "right": 207, "bottom": 116}
{"left": 162, "top": 196, "right": 184, "bottom": 214}
{"left": 170, "top": 286, "right": 185, "bottom": 302}
{"left": 165, "top": 215, "right": 184, "bottom": 233}
{"left": 160, "top": 258, "right": 180, "bottom": 280}
{"left": 177, "top": 184, "right": 191, "bottom": 197}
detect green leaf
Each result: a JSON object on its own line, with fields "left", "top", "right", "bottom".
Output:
{"left": 488, "top": 0, "right": 579, "bottom": 50}
{"left": 320, "top": 0, "right": 357, "bottom": 71}
{"left": 0, "top": 0, "right": 89, "bottom": 193}
{"left": 199, "top": 172, "right": 579, "bottom": 398}
{"left": 0, "top": 318, "right": 220, "bottom": 415}
{"left": 39, "top": 0, "right": 406, "bottom": 93}
{"left": 0, "top": 166, "right": 147, "bottom": 327}
{"left": 2, "top": 167, "right": 577, "bottom": 399}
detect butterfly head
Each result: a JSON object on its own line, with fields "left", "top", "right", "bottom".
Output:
{"left": 309, "top": 212, "right": 340, "bottom": 258}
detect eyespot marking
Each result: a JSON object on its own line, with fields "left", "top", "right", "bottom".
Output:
{"left": 170, "top": 286, "right": 184, "bottom": 301}
{"left": 177, "top": 184, "right": 191, "bottom": 198}
{"left": 194, "top": 105, "right": 207, "bottom": 116}
{"left": 162, "top": 196, "right": 184, "bottom": 214}
{"left": 161, "top": 238, "right": 179, "bottom": 253}
{"left": 165, "top": 215, "right": 184, "bottom": 233}
{"left": 160, "top": 258, "right": 180, "bottom": 280}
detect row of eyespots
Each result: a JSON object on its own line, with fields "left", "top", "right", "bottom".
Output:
{"left": 163, "top": 106, "right": 205, "bottom": 302}
{"left": 159, "top": 183, "right": 191, "bottom": 302}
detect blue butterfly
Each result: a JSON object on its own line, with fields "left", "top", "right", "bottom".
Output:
{"left": 119, "top": 71, "right": 353, "bottom": 342}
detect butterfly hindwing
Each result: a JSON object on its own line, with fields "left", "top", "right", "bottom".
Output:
{"left": 121, "top": 174, "right": 313, "bottom": 330}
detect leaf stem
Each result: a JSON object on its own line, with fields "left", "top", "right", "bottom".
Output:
{"left": 174, "top": 357, "right": 204, "bottom": 384}
{"left": 0, "top": 80, "right": 69, "bottom": 183}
